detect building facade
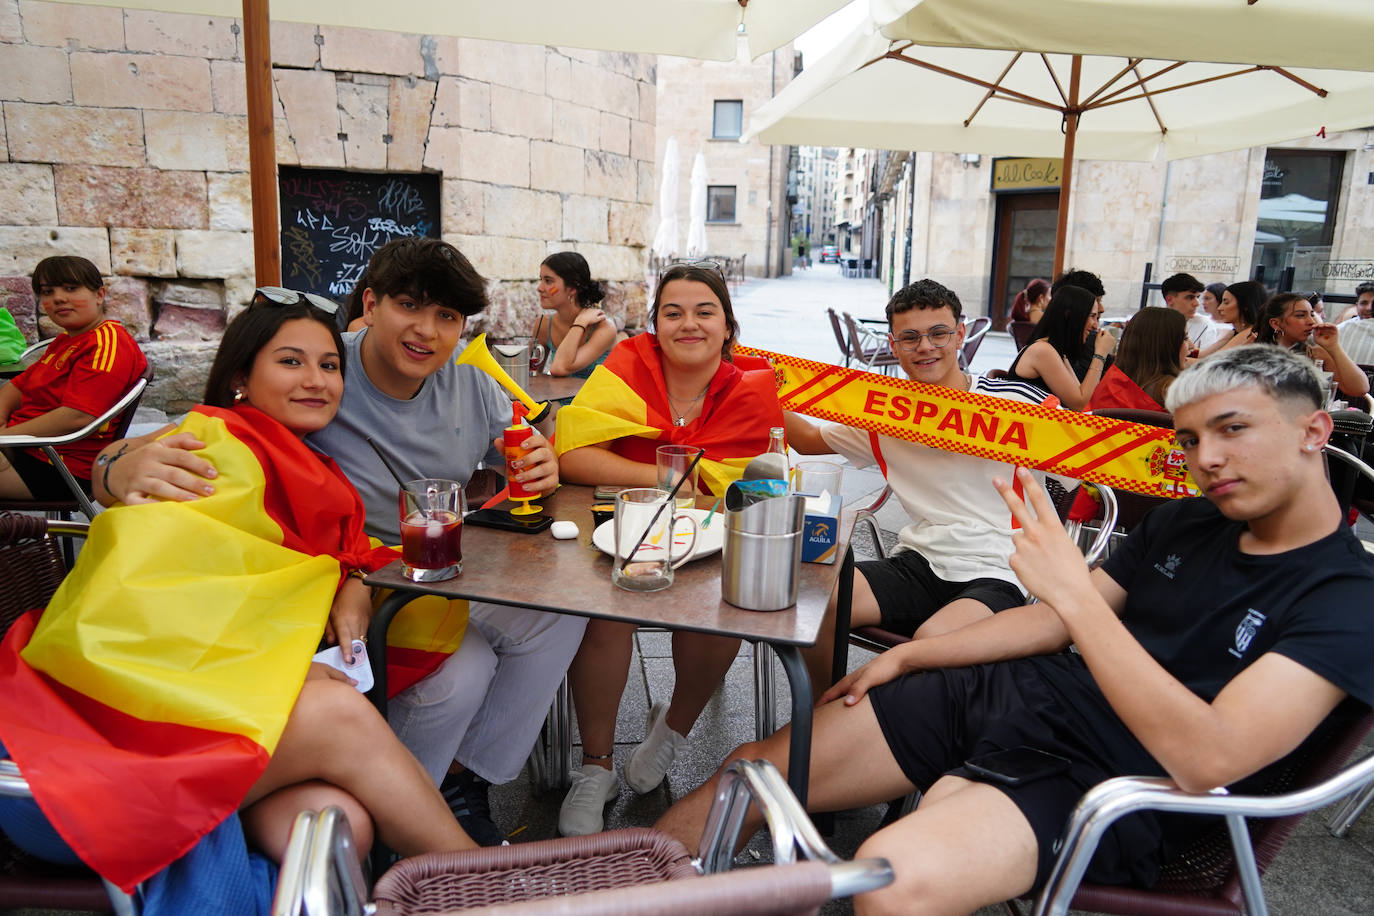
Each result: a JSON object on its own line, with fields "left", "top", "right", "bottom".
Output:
{"left": 652, "top": 38, "right": 796, "bottom": 278}
{"left": 849, "top": 131, "right": 1374, "bottom": 328}
{"left": 0, "top": 0, "right": 656, "bottom": 410}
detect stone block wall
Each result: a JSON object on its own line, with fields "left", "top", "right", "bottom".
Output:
{"left": 0, "top": 1, "right": 653, "bottom": 411}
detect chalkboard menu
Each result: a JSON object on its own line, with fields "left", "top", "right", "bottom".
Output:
{"left": 278, "top": 167, "right": 441, "bottom": 304}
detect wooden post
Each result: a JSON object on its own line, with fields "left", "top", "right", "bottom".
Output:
{"left": 242, "top": 0, "right": 280, "bottom": 286}
{"left": 1052, "top": 54, "right": 1082, "bottom": 279}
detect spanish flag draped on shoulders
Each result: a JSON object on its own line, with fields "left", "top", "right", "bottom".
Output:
{"left": 0, "top": 403, "right": 396, "bottom": 892}
{"left": 555, "top": 333, "right": 784, "bottom": 495}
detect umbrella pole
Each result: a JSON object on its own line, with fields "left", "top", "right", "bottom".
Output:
{"left": 243, "top": 0, "right": 281, "bottom": 286}
{"left": 1052, "top": 55, "right": 1082, "bottom": 279}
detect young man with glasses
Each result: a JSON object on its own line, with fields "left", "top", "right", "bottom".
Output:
{"left": 91, "top": 239, "right": 581, "bottom": 847}
{"left": 786, "top": 279, "right": 1057, "bottom": 689}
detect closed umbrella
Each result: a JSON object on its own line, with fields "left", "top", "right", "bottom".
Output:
{"left": 747, "top": 5, "right": 1374, "bottom": 275}
{"left": 686, "top": 152, "right": 709, "bottom": 258}
{"left": 652, "top": 138, "right": 681, "bottom": 260}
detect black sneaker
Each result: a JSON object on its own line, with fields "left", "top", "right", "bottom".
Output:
{"left": 440, "top": 770, "right": 507, "bottom": 847}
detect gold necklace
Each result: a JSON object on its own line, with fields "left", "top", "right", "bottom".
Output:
{"left": 665, "top": 384, "right": 709, "bottom": 427}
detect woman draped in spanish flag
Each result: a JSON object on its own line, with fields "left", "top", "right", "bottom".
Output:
{"left": 0, "top": 296, "right": 475, "bottom": 897}
{"left": 553, "top": 262, "right": 785, "bottom": 836}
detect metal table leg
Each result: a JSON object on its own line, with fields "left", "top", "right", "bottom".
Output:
{"left": 772, "top": 644, "right": 813, "bottom": 806}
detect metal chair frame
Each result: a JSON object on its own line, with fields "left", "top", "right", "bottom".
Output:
{"left": 842, "top": 312, "right": 900, "bottom": 376}
{"left": 960, "top": 315, "right": 992, "bottom": 371}
{"left": 0, "top": 361, "right": 153, "bottom": 519}
{"left": 273, "top": 760, "right": 892, "bottom": 915}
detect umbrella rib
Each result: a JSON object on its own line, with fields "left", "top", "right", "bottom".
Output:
{"left": 1090, "top": 64, "right": 1321, "bottom": 110}
{"left": 886, "top": 45, "right": 1062, "bottom": 114}
{"left": 964, "top": 53, "right": 1023, "bottom": 127}
{"left": 1080, "top": 59, "right": 1147, "bottom": 107}
{"left": 1262, "top": 66, "right": 1330, "bottom": 98}
{"left": 1088, "top": 60, "right": 1183, "bottom": 107}
{"left": 1131, "top": 64, "right": 1168, "bottom": 136}
{"left": 1040, "top": 53, "right": 1068, "bottom": 107}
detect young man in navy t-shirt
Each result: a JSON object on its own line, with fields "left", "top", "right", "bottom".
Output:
{"left": 657, "top": 345, "right": 1374, "bottom": 914}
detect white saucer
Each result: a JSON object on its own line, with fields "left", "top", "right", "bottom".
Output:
{"left": 591, "top": 507, "right": 725, "bottom": 563}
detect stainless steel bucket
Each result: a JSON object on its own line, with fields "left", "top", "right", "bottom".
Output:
{"left": 721, "top": 494, "right": 806, "bottom": 611}
{"left": 491, "top": 341, "right": 532, "bottom": 390}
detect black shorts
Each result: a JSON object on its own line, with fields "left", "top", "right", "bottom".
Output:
{"left": 1, "top": 448, "right": 90, "bottom": 500}
{"left": 868, "top": 657, "right": 1169, "bottom": 892}
{"left": 858, "top": 549, "right": 1024, "bottom": 636}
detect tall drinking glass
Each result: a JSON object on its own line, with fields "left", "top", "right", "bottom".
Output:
{"left": 399, "top": 478, "right": 464, "bottom": 582}
{"left": 656, "top": 444, "right": 703, "bottom": 509}
{"left": 611, "top": 487, "right": 699, "bottom": 592}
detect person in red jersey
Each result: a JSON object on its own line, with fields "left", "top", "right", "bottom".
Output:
{"left": 0, "top": 256, "right": 147, "bottom": 499}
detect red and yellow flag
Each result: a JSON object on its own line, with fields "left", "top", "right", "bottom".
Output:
{"left": 739, "top": 346, "right": 1197, "bottom": 499}
{"left": 0, "top": 405, "right": 395, "bottom": 891}
{"left": 555, "top": 334, "right": 785, "bottom": 496}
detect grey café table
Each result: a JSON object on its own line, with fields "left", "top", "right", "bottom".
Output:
{"left": 363, "top": 484, "right": 856, "bottom": 805}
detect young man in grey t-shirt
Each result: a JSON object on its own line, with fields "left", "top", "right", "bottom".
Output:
{"left": 95, "top": 238, "right": 581, "bottom": 846}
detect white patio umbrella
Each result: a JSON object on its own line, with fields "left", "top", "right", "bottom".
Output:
{"left": 747, "top": 6, "right": 1374, "bottom": 275}
{"left": 651, "top": 138, "right": 681, "bottom": 260}
{"left": 50, "top": 0, "right": 854, "bottom": 283}
{"left": 686, "top": 153, "right": 709, "bottom": 258}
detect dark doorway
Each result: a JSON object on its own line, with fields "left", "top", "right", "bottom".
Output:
{"left": 989, "top": 192, "right": 1058, "bottom": 331}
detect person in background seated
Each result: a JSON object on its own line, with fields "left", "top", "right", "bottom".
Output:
{"left": 1201, "top": 282, "right": 1227, "bottom": 325}
{"left": 1256, "top": 292, "right": 1368, "bottom": 400}
{"left": 534, "top": 251, "right": 617, "bottom": 378}
{"left": 1089, "top": 307, "right": 1188, "bottom": 412}
{"left": 783, "top": 279, "right": 1060, "bottom": 700}
{"left": 1336, "top": 282, "right": 1374, "bottom": 366}
{"left": 1004, "top": 285, "right": 1115, "bottom": 410}
{"left": 1199, "top": 280, "right": 1265, "bottom": 357}
{"left": 0, "top": 256, "right": 147, "bottom": 500}
{"left": 654, "top": 345, "right": 1374, "bottom": 915}
{"left": 1011, "top": 278, "right": 1049, "bottom": 324}
{"left": 1159, "top": 272, "right": 1221, "bottom": 355}
{"left": 0, "top": 295, "right": 473, "bottom": 900}
{"left": 1334, "top": 281, "right": 1374, "bottom": 325}
{"left": 553, "top": 263, "right": 784, "bottom": 836}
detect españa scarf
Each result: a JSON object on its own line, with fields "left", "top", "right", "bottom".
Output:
{"left": 0, "top": 405, "right": 395, "bottom": 891}
{"left": 555, "top": 334, "right": 785, "bottom": 496}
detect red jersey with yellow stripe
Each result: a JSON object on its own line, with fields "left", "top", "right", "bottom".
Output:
{"left": 9, "top": 320, "right": 148, "bottom": 478}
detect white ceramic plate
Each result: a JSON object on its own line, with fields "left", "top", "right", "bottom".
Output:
{"left": 591, "top": 507, "right": 724, "bottom": 563}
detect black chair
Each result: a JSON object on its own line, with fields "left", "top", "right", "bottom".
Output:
{"left": 826, "top": 308, "right": 852, "bottom": 366}
{"left": 1009, "top": 320, "right": 1036, "bottom": 351}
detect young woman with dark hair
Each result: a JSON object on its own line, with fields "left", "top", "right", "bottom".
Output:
{"left": 1199, "top": 280, "right": 1266, "bottom": 357}
{"left": 0, "top": 291, "right": 474, "bottom": 896}
{"left": 1256, "top": 292, "right": 1368, "bottom": 398}
{"left": 1090, "top": 307, "right": 1188, "bottom": 411}
{"left": 1003, "top": 285, "right": 1116, "bottom": 410}
{"left": 534, "top": 251, "right": 617, "bottom": 378}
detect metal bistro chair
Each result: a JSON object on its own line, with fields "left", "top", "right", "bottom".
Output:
{"left": 1009, "top": 319, "right": 1036, "bottom": 351}
{"left": 0, "top": 512, "right": 135, "bottom": 915}
{"left": 841, "top": 312, "right": 900, "bottom": 376}
{"left": 1027, "top": 697, "right": 1374, "bottom": 916}
{"left": 960, "top": 316, "right": 992, "bottom": 371}
{"left": 272, "top": 759, "right": 893, "bottom": 915}
{"left": 0, "top": 352, "right": 153, "bottom": 521}
{"left": 825, "top": 308, "right": 852, "bottom": 366}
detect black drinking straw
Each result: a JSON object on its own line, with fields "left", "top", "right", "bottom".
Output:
{"left": 619, "top": 447, "right": 704, "bottom": 571}
{"left": 366, "top": 437, "right": 407, "bottom": 489}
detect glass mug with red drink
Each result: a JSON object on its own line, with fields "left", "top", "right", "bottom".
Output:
{"left": 399, "top": 478, "right": 465, "bottom": 581}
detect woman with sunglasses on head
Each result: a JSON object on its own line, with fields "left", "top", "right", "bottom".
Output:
{"left": 1003, "top": 285, "right": 1116, "bottom": 410}
{"left": 1256, "top": 291, "right": 1369, "bottom": 399}
{"left": 552, "top": 262, "right": 785, "bottom": 837}
{"left": 0, "top": 290, "right": 474, "bottom": 901}
{"left": 533, "top": 251, "right": 617, "bottom": 378}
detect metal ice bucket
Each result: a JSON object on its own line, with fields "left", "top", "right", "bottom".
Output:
{"left": 721, "top": 493, "right": 806, "bottom": 611}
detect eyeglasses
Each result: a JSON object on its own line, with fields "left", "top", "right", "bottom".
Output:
{"left": 253, "top": 286, "right": 340, "bottom": 315}
{"left": 890, "top": 327, "right": 955, "bottom": 351}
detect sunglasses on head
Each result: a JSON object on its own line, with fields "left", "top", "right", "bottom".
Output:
{"left": 667, "top": 258, "right": 725, "bottom": 277}
{"left": 253, "top": 286, "right": 340, "bottom": 315}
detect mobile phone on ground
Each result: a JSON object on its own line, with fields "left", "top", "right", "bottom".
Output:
{"left": 964, "top": 746, "right": 1072, "bottom": 786}
{"left": 594, "top": 484, "right": 628, "bottom": 500}
{"left": 464, "top": 507, "right": 554, "bottom": 534}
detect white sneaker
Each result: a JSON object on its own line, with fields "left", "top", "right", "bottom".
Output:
{"left": 624, "top": 703, "right": 688, "bottom": 794}
{"left": 558, "top": 764, "right": 618, "bottom": 836}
